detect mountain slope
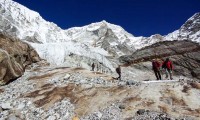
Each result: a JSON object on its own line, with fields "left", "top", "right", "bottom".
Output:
{"left": 0, "top": 0, "right": 140, "bottom": 72}
{"left": 65, "top": 21, "right": 135, "bottom": 56}
{"left": 0, "top": 0, "right": 138, "bottom": 53}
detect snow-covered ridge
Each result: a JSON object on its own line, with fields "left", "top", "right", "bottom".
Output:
{"left": 65, "top": 20, "right": 138, "bottom": 46}
{"left": 165, "top": 13, "right": 200, "bottom": 43}
{"left": 0, "top": 0, "right": 70, "bottom": 43}
{"left": 128, "top": 13, "right": 200, "bottom": 49}
{"left": 0, "top": 0, "right": 139, "bottom": 46}
{"left": 0, "top": 0, "right": 141, "bottom": 48}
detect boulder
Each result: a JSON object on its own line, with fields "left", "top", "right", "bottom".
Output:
{"left": 1, "top": 102, "right": 12, "bottom": 109}
{"left": 126, "top": 80, "right": 138, "bottom": 85}
{"left": 0, "top": 34, "right": 40, "bottom": 85}
{"left": 136, "top": 109, "right": 146, "bottom": 115}
{"left": 7, "top": 114, "right": 21, "bottom": 120}
{"left": 119, "top": 104, "right": 125, "bottom": 109}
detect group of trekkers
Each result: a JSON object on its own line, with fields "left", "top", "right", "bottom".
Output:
{"left": 91, "top": 62, "right": 122, "bottom": 80}
{"left": 114, "top": 58, "right": 173, "bottom": 81}
{"left": 91, "top": 57, "right": 173, "bottom": 81}
{"left": 152, "top": 58, "right": 173, "bottom": 80}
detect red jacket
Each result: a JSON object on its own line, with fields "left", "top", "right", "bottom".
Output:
{"left": 162, "top": 61, "right": 173, "bottom": 70}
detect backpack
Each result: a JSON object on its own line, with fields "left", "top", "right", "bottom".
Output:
{"left": 152, "top": 61, "right": 160, "bottom": 70}
{"left": 116, "top": 67, "right": 121, "bottom": 73}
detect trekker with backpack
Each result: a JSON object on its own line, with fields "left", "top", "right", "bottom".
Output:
{"left": 162, "top": 58, "right": 173, "bottom": 80}
{"left": 116, "top": 65, "right": 121, "bottom": 80}
{"left": 152, "top": 59, "right": 162, "bottom": 80}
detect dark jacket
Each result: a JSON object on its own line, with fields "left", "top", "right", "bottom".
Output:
{"left": 152, "top": 60, "right": 160, "bottom": 71}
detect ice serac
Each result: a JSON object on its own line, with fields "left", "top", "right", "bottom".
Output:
{"left": 0, "top": 34, "right": 40, "bottom": 85}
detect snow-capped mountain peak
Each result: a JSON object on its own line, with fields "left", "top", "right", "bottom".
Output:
{"left": 0, "top": 0, "right": 139, "bottom": 72}
{"left": 128, "top": 12, "right": 200, "bottom": 49}
{"left": 65, "top": 20, "right": 134, "bottom": 44}
{"left": 165, "top": 12, "right": 200, "bottom": 42}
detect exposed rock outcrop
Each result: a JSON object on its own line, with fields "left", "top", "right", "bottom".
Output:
{"left": 0, "top": 34, "right": 40, "bottom": 85}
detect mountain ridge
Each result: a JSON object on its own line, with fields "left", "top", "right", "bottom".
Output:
{"left": 1, "top": 0, "right": 199, "bottom": 45}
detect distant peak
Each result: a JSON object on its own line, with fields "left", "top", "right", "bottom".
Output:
{"left": 188, "top": 12, "right": 200, "bottom": 21}
{"left": 101, "top": 20, "right": 108, "bottom": 24}
{"left": 194, "top": 12, "right": 200, "bottom": 16}
{"left": 94, "top": 20, "right": 109, "bottom": 26}
{"left": 92, "top": 20, "right": 110, "bottom": 26}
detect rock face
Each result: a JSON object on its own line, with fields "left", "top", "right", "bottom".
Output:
{"left": 119, "top": 40, "right": 200, "bottom": 79}
{"left": 0, "top": 34, "right": 40, "bottom": 85}
{"left": 172, "top": 52, "right": 200, "bottom": 79}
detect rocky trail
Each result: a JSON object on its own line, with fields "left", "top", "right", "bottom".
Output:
{"left": 0, "top": 65, "right": 200, "bottom": 120}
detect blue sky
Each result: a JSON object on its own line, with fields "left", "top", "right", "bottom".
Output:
{"left": 14, "top": 0, "right": 200, "bottom": 37}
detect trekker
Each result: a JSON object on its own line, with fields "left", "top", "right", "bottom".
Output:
{"left": 152, "top": 59, "right": 162, "bottom": 80}
{"left": 162, "top": 58, "right": 173, "bottom": 80}
{"left": 116, "top": 65, "right": 121, "bottom": 80}
{"left": 91, "top": 63, "right": 95, "bottom": 71}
